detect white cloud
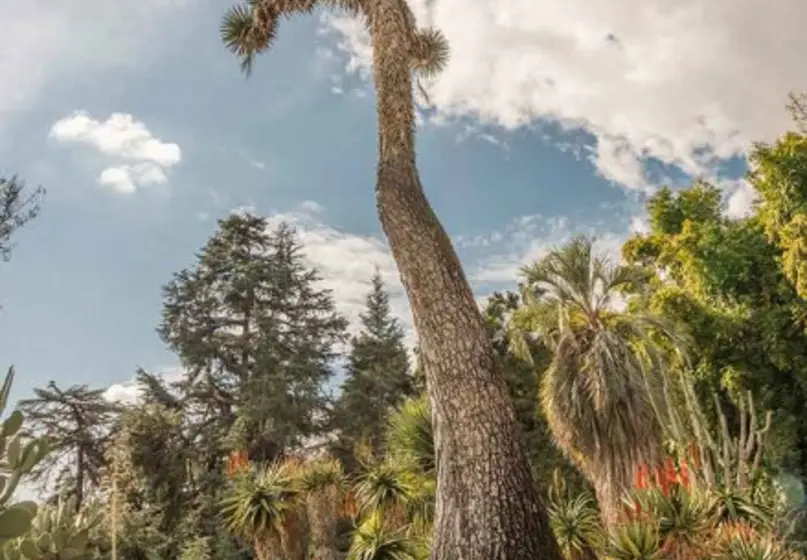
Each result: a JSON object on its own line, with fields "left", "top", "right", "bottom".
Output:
{"left": 322, "top": 0, "right": 807, "bottom": 191}
{"left": 104, "top": 365, "right": 186, "bottom": 405}
{"left": 465, "top": 215, "right": 628, "bottom": 287}
{"left": 724, "top": 179, "right": 759, "bottom": 219}
{"left": 0, "top": 0, "right": 197, "bottom": 126}
{"left": 263, "top": 201, "right": 416, "bottom": 351}
{"left": 49, "top": 112, "right": 181, "bottom": 193}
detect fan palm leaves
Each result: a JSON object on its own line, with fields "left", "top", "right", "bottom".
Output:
{"left": 219, "top": 460, "right": 302, "bottom": 560}
{"left": 511, "top": 236, "right": 687, "bottom": 521}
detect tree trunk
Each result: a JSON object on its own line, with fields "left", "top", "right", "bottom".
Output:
{"left": 368, "top": 1, "right": 562, "bottom": 558}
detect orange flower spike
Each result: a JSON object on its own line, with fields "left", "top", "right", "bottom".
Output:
{"left": 635, "top": 464, "right": 649, "bottom": 490}
{"left": 678, "top": 459, "right": 691, "bottom": 489}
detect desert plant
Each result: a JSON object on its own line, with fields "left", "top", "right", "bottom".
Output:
{"left": 219, "top": 459, "right": 302, "bottom": 560}
{"left": 2, "top": 494, "right": 103, "bottom": 559}
{"left": 606, "top": 520, "right": 663, "bottom": 560}
{"left": 512, "top": 237, "right": 685, "bottom": 522}
{"left": 347, "top": 510, "right": 423, "bottom": 560}
{"left": 547, "top": 469, "right": 602, "bottom": 560}
{"left": 300, "top": 457, "right": 346, "bottom": 560}
{"left": 0, "top": 367, "right": 50, "bottom": 546}
{"left": 385, "top": 396, "right": 434, "bottom": 476}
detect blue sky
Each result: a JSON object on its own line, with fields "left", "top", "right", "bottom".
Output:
{"left": 0, "top": 0, "right": 804, "bottom": 403}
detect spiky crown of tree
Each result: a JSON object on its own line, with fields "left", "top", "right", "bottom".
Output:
{"left": 220, "top": 0, "right": 449, "bottom": 84}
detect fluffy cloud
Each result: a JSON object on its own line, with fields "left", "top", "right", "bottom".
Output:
{"left": 49, "top": 112, "right": 182, "bottom": 193}
{"left": 462, "top": 215, "right": 628, "bottom": 288}
{"left": 104, "top": 365, "right": 186, "bottom": 405}
{"left": 0, "top": 0, "right": 196, "bottom": 125}
{"left": 322, "top": 0, "right": 807, "bottom": 191}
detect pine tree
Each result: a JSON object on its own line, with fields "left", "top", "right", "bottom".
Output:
{"left": 18, "top": 382, "right": 119, "bottom": 511}
{"left": 0, "top": 174, "right": 44, "bottom": 262}
{"left": 159, "top": 213, "right": 347, "bottom": 463}
{"left": 332, "top": 270, "right": 414, "bottom": 462}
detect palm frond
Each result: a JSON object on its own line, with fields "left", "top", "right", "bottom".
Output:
{"left": 385, "top": 395, "right": 435, "bottom": 475}
{"left": 410, "top": 28, "right": 449, "bottom": 79}
{"left": 220, "top": 1, "right": 279, "bottom": 76}
{"left": 348, "top": 510, "right": 423, "bottom": 560}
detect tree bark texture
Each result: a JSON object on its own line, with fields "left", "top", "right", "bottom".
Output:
{"left": 368, "top": 1, "right": 563, "bottom": 558}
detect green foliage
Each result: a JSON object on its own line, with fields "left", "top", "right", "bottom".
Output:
{"left": 605, "top": 520, "right": 662, "bottom": 560}
{"left": 3, "top": 495, "right": 102, "bottom": 559}
{"left": 512, "top": 236, "right": 684, "bottom": 518}
{"left": 332, "top": 271, "right": 414, "bottom": 466}
{"left": 0, "top": 368, "right": 49, "bottom": 546}
{"left": 347, "top": 511, "right": 423, "bottom": 560}
{"left": 547, "top": 470, "right": 602, "bottom": 559}
{"left": 385, "top": 395, "right": 434, "bottom": 475}
{"left": 0, "top": 175, "right": 44, "bottom": 262}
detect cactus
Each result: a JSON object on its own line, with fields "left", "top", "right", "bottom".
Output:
{"left": 0, "top": 367, "right": 50, "bottom": 545}
{"left": 2, "top": 495, "right": 102, "bottom": 559}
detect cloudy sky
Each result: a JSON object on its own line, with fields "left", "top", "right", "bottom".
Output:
{"left": 0, "top": 0, "right": 804, "bottom": 404}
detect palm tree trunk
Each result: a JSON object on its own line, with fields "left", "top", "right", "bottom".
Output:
{"left": 368, "top": 1, "right": 562, "bottom": 558}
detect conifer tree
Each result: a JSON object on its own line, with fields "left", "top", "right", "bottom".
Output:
{"left": 18, "top": 382, "right": 119, "bottom": 511}
{"left": 332, "top": 271, "right": 414, "bottom": 461}
{"left": 159, "top": 213, "right": 347, "bottom": 462}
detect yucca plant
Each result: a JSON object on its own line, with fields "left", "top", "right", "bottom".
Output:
{"left": 385, "top": 396, "right": 435, "bottom": 476}
{"left": 605, "top": 520, "right": 663, "bottom": 560}
{"left": 353, "top": 460, "right": 415, "bottom": 527}
{"left": 219, "top": 460, "right": 302, "bottom": 560}
{"left": 710, "top": 487, "right": 774, "bottom": 529}
{"left": 300, "top": 457, "right": 346, "bottom": 560}
{"left": 347, "top": 510, "right": 423, "bottom": 560}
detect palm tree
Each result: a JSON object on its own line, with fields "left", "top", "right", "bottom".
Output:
{"left": 219, "top": 0, "right": 562, "bottom": 557}
{"left": 512, "top": 236, "right": 684, "bottom": 523}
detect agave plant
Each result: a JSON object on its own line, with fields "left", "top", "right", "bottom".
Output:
{"left": 219, "top": 460, "right": 303, "bottom": 560}
{"left": 300, "top": 457, "right": 346, "bottom": 560}
{"left": 347, "top": 510, "right": 423, "bottom": 560}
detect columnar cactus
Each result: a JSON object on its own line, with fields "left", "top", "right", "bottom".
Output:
{"left": 0, "top": 367, "right": 49, "bottom": 545}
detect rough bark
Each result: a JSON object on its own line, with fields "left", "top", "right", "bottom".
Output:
{"left": 368, "top": 0, "right": 563, "bottom": 557}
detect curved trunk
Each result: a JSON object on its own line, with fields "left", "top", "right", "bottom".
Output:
{"left": 368, "top": 1, "right": 562, "bottom": 558}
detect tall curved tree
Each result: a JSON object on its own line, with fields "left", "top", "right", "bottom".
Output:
{"left": 219, "top": 1, "right": 561, "bottom": 557}
{"left": 512, "top": 236, "right": 684, "bottom": 523}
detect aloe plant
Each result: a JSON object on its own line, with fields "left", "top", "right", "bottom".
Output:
{"left": 0, "top": 367, "right": 50, "bottom": 546}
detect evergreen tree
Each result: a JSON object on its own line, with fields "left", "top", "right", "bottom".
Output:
{"left": 18, "top": 382, "right": 119, "bottom": 510}
{"left": 0, "top": 174, "right": 44, "bottom": 262}
{"left": 332, "top": 271, "right": 414, "bottom": 462}
{"left": 159, "top": 213, "right": 347, "bottom": 463}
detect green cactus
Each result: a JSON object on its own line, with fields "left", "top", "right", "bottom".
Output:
{"left": 2, "top": 495, "right": 102, "bottom": 559}
{"left": 0, "top": 367, "right": 50, "bottom": 547}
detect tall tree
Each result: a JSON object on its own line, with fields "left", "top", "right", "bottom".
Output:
{"left": 511, "top": 237, "right": 684, "bottom": 523}
{"left": 159, "top": 213, "right": 347, "bottom": 462}
{"left": 622, "top": 182, "right": 807, "bottom": 481}
{"left": 220, "top": 3, "right": 561, "bottom": 556}
{"left": 332, "top": 271, "right": 414, "bottom": 462}
{"left": 19, "top": 382, "right": 119, "bottom": 510}
{"left": 0, "top": 175, "right": 44, "bottom": 262}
